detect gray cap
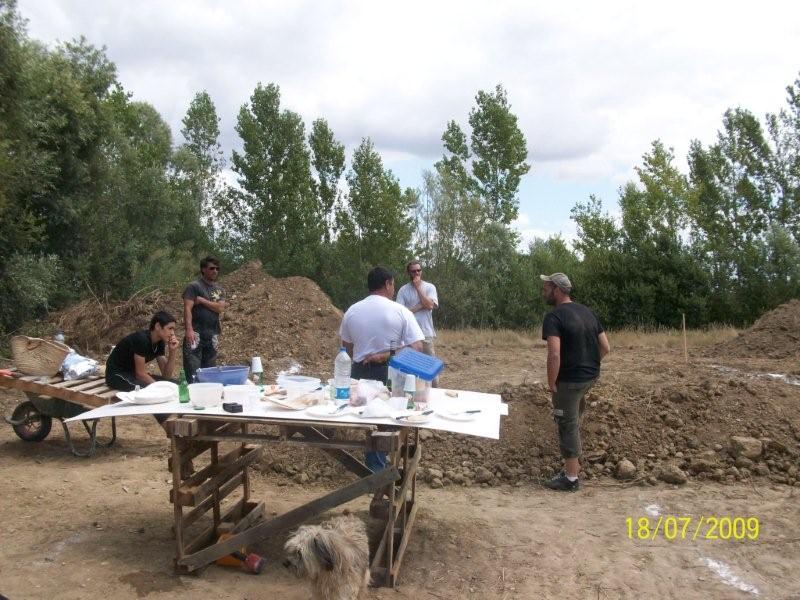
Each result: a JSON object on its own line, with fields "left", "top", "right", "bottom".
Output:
{"left": 540, "top": 273, "right": 572, "bottom": 293}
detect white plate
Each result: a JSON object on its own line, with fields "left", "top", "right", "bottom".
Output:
{"left": 392, "top": 410, "right": 433, "bottom": 425}
{"left": 116, "top": 391, "right": 173, "bottom": 405}
{"left": 437, "top": 409, "right": 480, "bottom": 422}
{"left": 306, "top": 404, "right": 352, "bottom": 417}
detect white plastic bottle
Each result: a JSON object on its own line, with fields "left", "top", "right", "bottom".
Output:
{"left": 333, "top": 347, "right": 352, "bottom": 401}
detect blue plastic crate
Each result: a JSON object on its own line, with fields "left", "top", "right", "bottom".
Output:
{"left": 388, "top": 348, "right": 444, "bottom": 381}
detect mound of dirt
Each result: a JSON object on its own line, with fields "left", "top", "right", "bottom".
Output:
{"left": 259, "top": 372, "right": 800, "bottom": 489}
{"left": 717, "top": 299, "right": 800, "bottom": 359}
{"left": 52, "top": 261, "right": 342, "bottom": 376}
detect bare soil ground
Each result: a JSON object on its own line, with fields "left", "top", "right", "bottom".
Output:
{"left": 2, "top": 267, "right": 799, "bottom": 599}
{"left": 2, "top": 329, "right": 799, "bottom": 599}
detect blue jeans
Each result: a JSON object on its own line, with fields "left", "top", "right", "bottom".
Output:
{"left": 365, "top": 450, "right": 388, "bottom": 472}
{"left": 352, "top": 361, "right": 389, "bottom": 472}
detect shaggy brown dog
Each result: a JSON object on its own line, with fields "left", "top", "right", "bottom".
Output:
{"left": 283, "top": 514, "right": 370, "bottom": 600}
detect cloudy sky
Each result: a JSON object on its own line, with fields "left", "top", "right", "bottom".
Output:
{"left": 18, "top": 0, "right": 800, "bottom": 245}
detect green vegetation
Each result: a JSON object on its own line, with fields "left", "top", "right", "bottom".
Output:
{"left": 1, "top": 0, "right": 799, "bottom": 345}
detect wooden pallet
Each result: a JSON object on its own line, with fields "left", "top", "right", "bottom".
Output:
{"left": 0, "top": 368, "right": 116, "bottom": 408}
{"left": 164, "top": 415, "right": 419, "bottom": 587}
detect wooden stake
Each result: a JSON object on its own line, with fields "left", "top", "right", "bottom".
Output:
{"left": 682, "top": 312, "right": 688, "bottom": 364}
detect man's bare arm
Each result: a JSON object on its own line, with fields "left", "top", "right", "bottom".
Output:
{"left": 598, "top": 332, "right": 610, "bottom": 360}
{"left": 194, "top": 297, "right": 226, "bottom": 314}
{"left": 133, "top": 354, "right": 156, "bottom": 385}
{"left": 546, "top": 335, "right": 561, "bottom": 393}
{"left": 413, "top": 281, "right": 437, "bottom": 310}
{"left": 183, "top": 298, "right": 195, "bottom": 346}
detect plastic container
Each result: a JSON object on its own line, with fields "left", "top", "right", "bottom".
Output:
{"left": 388, "top": 366, "right": 405, "bottom": 398}
{"left": 196, "top": 365, "right": 250, "bottom": 385}
{"left": 278, "top": 375, "right": 320, "bottom": 402}
{"left": 333, "top": 347, "right": 352, "bottom": 400}
{"left": 188, "top": 382, "right": 224, "bottom": 409}
{"left": 415, "top": 378, "right": 431, "bottom": 408}
{"left": 224, "top": 384, "right": 259, "bottom": 409}
{"left": 388, "top": 348, "right": 444, "bottom": 382}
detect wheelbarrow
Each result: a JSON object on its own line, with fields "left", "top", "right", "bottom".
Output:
{"left": 1, "top": 370, "right": 117, "bottom": 457}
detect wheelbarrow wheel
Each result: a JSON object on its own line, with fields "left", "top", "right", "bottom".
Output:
{"left": 11, "top": 401, "right": 53, "bottom": 442}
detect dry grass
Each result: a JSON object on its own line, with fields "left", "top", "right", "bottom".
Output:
{"left": 437, "top": 328, "right": 542, "bottom": 350}
{"left": 438, "top": 324, "right": 739, "bottom": 352}
{"left": 609, "top": 324, "right": 739, "bottom": 349}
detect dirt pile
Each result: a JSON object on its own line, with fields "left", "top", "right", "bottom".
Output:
{"left": 717, "top": 299, "right": 800, "bottom": 359}
{"left": 52, "top": 261, "right": 342, "bottom": 376}
{"left": 260, "top": 373, "right": 800, "bottom": 489}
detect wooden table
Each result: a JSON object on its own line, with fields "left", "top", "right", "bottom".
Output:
{"left": 162, "top": 413, "right": 420, "bottom": 587}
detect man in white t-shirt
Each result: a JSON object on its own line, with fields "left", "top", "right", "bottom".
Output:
{"left": 339, "top": 266, "right": 424, "bottom": 475}
{"left": 396, "top": 259, "right": 439, "bottom": 385}
{"left": 340, "top": 266, "right": 424, "bottom": 383}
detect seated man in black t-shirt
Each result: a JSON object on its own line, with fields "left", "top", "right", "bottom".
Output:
{"left": 106, "top": 311, "right": 180, "bottom": 391}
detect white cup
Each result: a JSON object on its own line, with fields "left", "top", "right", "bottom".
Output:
{"left": 389, "top": 396, "right": 407, "bottom": 411}
{"left": 251, "top": 356, "right": 263, "bottom": 374}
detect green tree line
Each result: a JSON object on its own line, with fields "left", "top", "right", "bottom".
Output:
{"left": 2, "top": 0, "right": 799, "bottom": 345}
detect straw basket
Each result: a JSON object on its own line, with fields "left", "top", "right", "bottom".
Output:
{"left": 11, "top": 336, "right": 71, "bottom": 376}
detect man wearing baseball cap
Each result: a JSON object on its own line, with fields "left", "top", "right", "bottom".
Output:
{"left": 540, "top": 272, "right": 610, "bottom": 491}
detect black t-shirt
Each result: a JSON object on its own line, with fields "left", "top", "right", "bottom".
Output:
{"left": 106, "top": 330, "right": 164, "bottom": 376}
{"left": 183, "top": 279, "right": 224, "bottom": 334}
{"left": 541, "top": 302, "right": 604, "bottom": 383}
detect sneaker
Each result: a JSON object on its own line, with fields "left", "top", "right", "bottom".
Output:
{"left": 543, "top": 471, "right": 580, "bottom": 492}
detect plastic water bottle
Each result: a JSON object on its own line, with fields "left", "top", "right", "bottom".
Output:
{"left": 404, "top": 374, "right": 416, "bottom": 410}
{"left": 333, "top": 347, "right": 351, "bottom": 401}
{"left": 178, "top": 369, "right": 189, "bottom": 403}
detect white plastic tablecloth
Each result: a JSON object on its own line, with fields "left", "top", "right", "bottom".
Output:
{"left": 67, "top": 388, "right": 507, "bottom": 439}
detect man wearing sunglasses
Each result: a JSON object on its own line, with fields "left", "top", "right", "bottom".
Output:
{"left": 396, "top": 260, "right": 440, "bottom": 386}
{"left": 183, "top": 256, "right": 226, "bottom": 382}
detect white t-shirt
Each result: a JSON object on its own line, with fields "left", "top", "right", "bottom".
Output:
{"left": 339, "top": 295, "right": 425, "bottom": 363}
{"left": 396, "top": 281, "right": 438, "bottom": 338}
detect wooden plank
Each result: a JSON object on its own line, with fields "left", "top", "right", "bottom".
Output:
{"left": 390, "top": 501, "right": 418, "bottom": 581}
{"left": 172, "top": 445, "right": 261, "bottom": 507}
{"left": 164, "top": 417, "right": 199, "bottom": 437}
{"left": 0, "top": 376, "right": 109, "bottom": 407}
{"left": 193, "top": 445, "right": 261, "bottom": 508}
{"left": 171, "top": 445, "right": 244, "bottom": 503}
{"left": 167, "top": 440, "right": 212, "bottom": 472}
{"left": 181, "top": 472, "right": 244, "bottom": 529}
{"left": 177, "top": 466, "right": 401, "bottom": 570}
{"left": 369, "top": 431, "right": 399, "bottom": 453}
{"left": 393, "top": 444, "right": 420, "bottom": 506}
{"left": 76, "top": 381, "right": 110, "bottom": 395}
{"left": 52, "top": 377, "right": 103, "bottom": 391}
{"left": 299, "top": 427, "right": 372, "bottom": 478}
{"left": 194, "top": 432, "right": 368, "bottom": 451}
{"left": 182, "top": 497, "right": 260, "bottom": 557}
{"left": 229, "top": 500, "right": 264, "bottom": 534}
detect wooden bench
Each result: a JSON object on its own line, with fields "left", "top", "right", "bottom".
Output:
{"left": 1, "top": 369, "right": 117, "bottom": 457}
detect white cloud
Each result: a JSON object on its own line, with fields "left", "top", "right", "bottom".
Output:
{"left": 512, "top": 213, "right": 577, "bottom": 250}
{"left": 17, "top": 0, "right": 800, "bottom": 188}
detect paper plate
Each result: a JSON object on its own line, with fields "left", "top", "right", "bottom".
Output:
{"left": 437, "top": 409, "right": 480, "bottom": 422}
{"left": 265, "top": 396, "right": 308, "bottom": 410}
{"left": 392, "top": 410, "right": 433, "bottom": 425}
{"left": 306, "top": 404, "right": 352, "bottom": 417}
{"left": 116, "top": 390, "right": 174, "bottom": 405}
